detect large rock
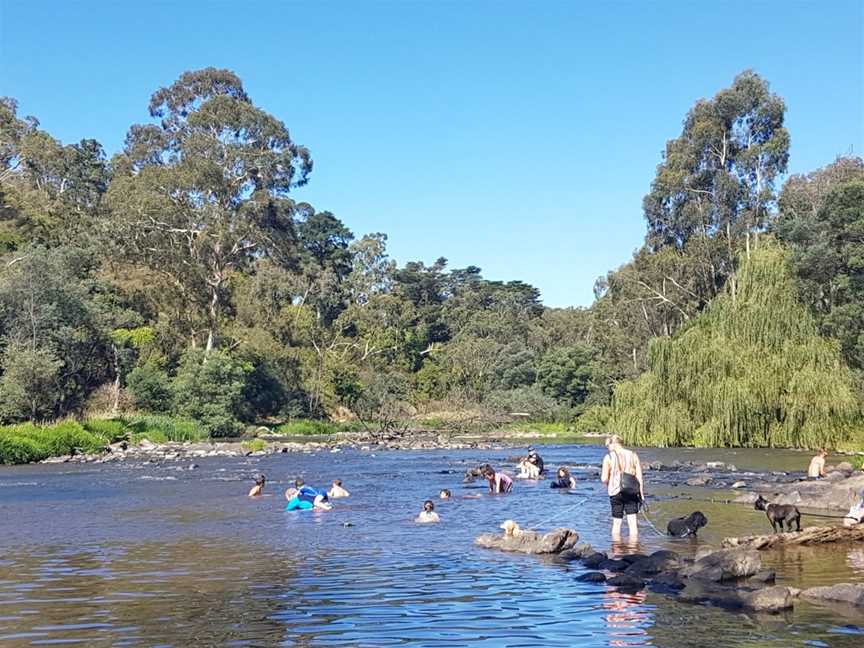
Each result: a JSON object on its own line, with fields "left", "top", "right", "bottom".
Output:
{"left": 581, "top": 552, "right": 608, "bottom": 568}
{"left": 625, "top": 550, "right": 681, "bottom": 577}
{"left": 606, "top": 574, "right": 645, "bottom": 591}
{"left": 598, "top": 559, "right": 629, "bottom": 572}
{"left": 682, "top": 547, "right": 761, "bottom": 582}
{"left": 576, "top": 571, "right": 607, "bottom": 583}
{"left": 557, "top": 544, "right": 593, "bottom": 562}
{"left": 680, "top": 581, "right": 793, "bottom": 612}
{"left": 474, "top": 528, "right": 579, "bottom": 554}
{"left": 800, "top": 584, "right": 864, "bottom": 607}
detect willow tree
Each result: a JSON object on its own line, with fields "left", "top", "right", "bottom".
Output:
{"left": 105, "top": 68, "right": 312, "bottom": 352}
{"left": 608, "top": 245, "right": 860, "bottom": 448}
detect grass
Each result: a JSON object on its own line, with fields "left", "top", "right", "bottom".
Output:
{"left": 499, "top": 421, "right": 575, "bottom": 437}
{"left": 0, "top": 415, "right": 208, "bottom": 465}
{"left": 275, "top": 420, "right": 349, "bottom": 436}
{"left": 241, "top": 438, "right": 267, "bottom": 453}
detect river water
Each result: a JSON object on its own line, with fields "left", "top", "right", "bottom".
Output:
{"left": 0, "top": 443, "right": 862, "bottom": 647}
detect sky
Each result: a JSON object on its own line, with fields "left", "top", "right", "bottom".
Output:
{"left": 1, "top": 1, "right": 862, "bottom": 307}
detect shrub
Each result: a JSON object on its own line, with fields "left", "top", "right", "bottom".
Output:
{"left": 82, "top": 418, "right": 129, "bottom": 442}
{"left": 241, "top": 438, "right": 267, "bottom": 453}
{"left": 573, "top": 405, "right": 612, "bottom": 436}
{"left": 171, "top": 350, "right": 251, "bottom": 437}
{"left": 484, "top": 386, "right": 574, "bottom": 422}
{"left": 124, "top": 415, "right": 206, "bottom": 443}
{"left": 0, "top": 421, "right": 108, "bottom": 464}
{"left": 127, "top": 362, "right": 172, "bottom": 413}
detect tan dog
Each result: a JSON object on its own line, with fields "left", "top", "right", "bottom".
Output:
{"left": 499, "top": 519, "right": 523, "bottom": 538}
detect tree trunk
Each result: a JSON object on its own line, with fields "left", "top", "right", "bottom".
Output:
{"left": 111, "top": 343, "right": 122, "bottom": 416}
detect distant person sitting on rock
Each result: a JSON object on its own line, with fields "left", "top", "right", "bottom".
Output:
{"left": 328, "top": 479, "right": 350, "bottom": 498}
{"left": 807, "top": 449, "right": 828, "bottom": 479}
{"left": 439, "top": 489, "right": 451, "bottom": 500}
{"left": 483, "top": 466, "right": 513, "bottom": 494}
{"left": 516, "top": 458, "right": 541, "bottom": 479}
{"left": 601, "top": 434, "right": 644, "bottom": 542}
{"left": 248, "top": 474, "right": 266, "bottom": 497}
{"left": 415, "top": 500, "right": 440, "bottom": 523}
{"left": 551, "top": 466, "right": 577, "bottom": 489}
{"left": 843, "top": 489, "right": 864, "bottom": 528}
{"left": 527, "top": 446, "right": 545, "bottom": 475}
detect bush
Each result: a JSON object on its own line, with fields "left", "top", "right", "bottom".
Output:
{"left": 573, "top": 405, "right": 612, "bottom": 436}
{"left": 172, "top": 349, "right": 251, "bottom": 437}
{"left": 0, "top": 421, "right": 109, "bottom": 464}
{"left": 123, "top": 415, "right": 206, "bottom": 443}
{"left": 127, "top": 362, "right": 172, "bottom": 413}
{"left": 241, "top": 438, "right": 267, "bottom": 453}
{"left": 82, "top": 418, "right": 129, "bottom": 442}
{"left": 484, "top": 386, "right": 574, "bottom": 422}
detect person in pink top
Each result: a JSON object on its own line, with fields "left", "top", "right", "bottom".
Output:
{"left": 482, "top": 466, "right": 513, "bottom": 494}
{"left": 600, "top": 434, "right": 644, "bottom": 542}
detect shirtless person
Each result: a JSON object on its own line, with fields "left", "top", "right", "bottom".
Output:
{"left": 807, "top": 449, "right": 828, "bottom": 479}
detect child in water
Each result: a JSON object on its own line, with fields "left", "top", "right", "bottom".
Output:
{"left": 248, "top": 474, "right": 265, "bottom": 497}
{"left": 415, "top": 500, "right": 440, "bottom": 523}
{"left": 328, "top": 479, "right": 350, "bottom": 498}
{"left": 285, "top": 479, "right": 332, "bottom": 511}
{"left": 483, "top": 466, "right": 513, "bottom": 494}
{"left": 439, "top": 489, "right": 451, "bottom": 500}
{"left": 551, "top": 466, "right": 577, "bottom": 489}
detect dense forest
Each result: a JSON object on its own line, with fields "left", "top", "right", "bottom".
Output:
{"left": 0, "top": 68, "right": 861, "bottom": 450}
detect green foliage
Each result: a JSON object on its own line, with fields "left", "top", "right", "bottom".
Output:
{"left": 127, "top": 362, "right": 172, "bottom": 413}
{"left": 81, "top": 418, "right": 128, "bottom": 442}
{"left": 484, "top": 386, "right": 573, "bottom": 422}
{"left": 276, "top": 420, "right": 342, "bottom": 435}
{"left": 123, "top": 415, "right": 206, "bottom": 443}
{"left": 171, "top": 350, "right": 252, "bottom": 437}
{"left": 536, "top": 345, "right": 597, "bottom": 409}
{"left": 0, "top": 421, "right": 109, "bottom": 464}
{"left": 573, "top": 405, "right": 612, "bottom": 436}
{"left": 241, "top": 438, "right": 267, "bottom": 453}
{"left": 608, "top": 246, "right": 861, "bottom": 448}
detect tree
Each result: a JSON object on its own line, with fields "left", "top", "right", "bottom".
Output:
{"left": 536, "top": 345, "right": 597, "bottom": 409}
{"left": 643, "top": 70, "right": 789, "bottom": 302}
{"left": 774, "top": 157, "right": 864, "bottom": 373}
{"left": 105, "top": 68, "right": 312, "bottom": 351}
{"left": 606, "top": 245, "right": 861, "bottom": 449}
{"left": 172, "top": 349, "right": 251, "bottom": 436}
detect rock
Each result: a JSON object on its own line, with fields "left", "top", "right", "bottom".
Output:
{"left": 774, "top": 491, "right": 801, "bottom": 506}
{"left": 625, "top": 550, "right": 681, "bottom": 577}
{"left": 474, "top": 528, "right": 580, "bottom": 555}
{"left": 682, "top": 547, "right": 761, "bottom": 582}
{"left": 650, "top": 570, "right": 686, "bottom": 591}
{"left": 731, "top": 481, "right": 747, "bottom": 489}
{"left": 558, "top": 544, "right": 593, "bottom": 561}
{"left": 686, "top": 475, "right": 712, "bottom": 486}
{"left": 599, "top": 559, "right": 630, "bottom": 572}
{"left": 606, "top": 574, "right": 645, "bottom": 590}
{"left": 679, "top": 581, "right": 793, "bottom": 612}
{"left": 834, "top": 462, "right": 854, "bottom": 474}
{"left": 138, "top": 439, "right": 157, "bottom": 451}
{"left": 733, "top": 492, "right": 759, "bottom": 504}
{"left": 800, "top": 583, "right": 864, "bottom": 607}
{"left": 825, "top": 471, "right": 847, "bottom": 482}
{"left": 619, "top": 553, "right": 648, "bottom": 564}
{"left": 742, "top": 586, "right": 795, "bottom": 612}
{"left": 581, "top": 552, "right": 608, "bottom": 569}
{"left": 749, "top": 570, "right": 776, "bottom": 584}
{"left": 576, "top": 572, "right": 607, "bottom": 583}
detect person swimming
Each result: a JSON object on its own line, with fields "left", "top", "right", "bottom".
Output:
{"left": 285, "top": 479, "right": 332, "bottom": 511}
{"left": 517, "top": 458, "right": 541, "bottom": 479}
{"left": 551, "top": 466, "right": 577, "bottom": 489}
{"left": 248, "top": 474, "right": 266, "bottom": 497}
{"left": 439, "top": 489, "right": 451, "bottom": 500}
{"left": 328, "top": 479, "right": 350, "bottom": 498}
{"left": 482, "top": 466, "right": 513, "bottom": 494}
{"left": 415, "top": 500, "right": 440, "bottom": 523}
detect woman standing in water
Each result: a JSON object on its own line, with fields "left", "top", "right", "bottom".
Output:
{"left": 600, "top": 435, "right": 644, "bottom": 542}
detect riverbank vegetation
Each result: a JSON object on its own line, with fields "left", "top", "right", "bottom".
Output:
{"left": 0, "top": 67, "right": 861, "bottom": 458}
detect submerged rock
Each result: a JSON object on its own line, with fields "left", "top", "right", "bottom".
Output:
{"left": 680, "top": 581, "right": 793, "bottom": 612}
{"left": 474, "top": 528, "right": 580, "bottom": 555}
{"left": 606, "top": 574, "right": 646, "bottom": 590}
{"left": 576, "top": 571, "right": 607, "bottom": 583}
{"left": 800, "top": 583, "right": 864, "bottom": 607}
{"left": 682, "top": 547, "right": 761, "bottom": 582}
{"left": 558, "top": 544, "right": 593, "bottom": 561}
{"left": 580, "top": 552, "right": 608, "bottom": 569}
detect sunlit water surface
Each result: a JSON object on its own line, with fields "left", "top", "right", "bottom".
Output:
{"left": 0, "top": 444, "right": 862, "bottom": 647}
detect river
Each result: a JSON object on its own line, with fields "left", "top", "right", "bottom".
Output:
{"left": 0, "top": 443, "right": 861, "bottom": 647}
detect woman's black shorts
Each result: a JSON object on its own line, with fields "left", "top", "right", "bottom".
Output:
{"left": 609, "top": 491, "right": 640, "bottom": 519}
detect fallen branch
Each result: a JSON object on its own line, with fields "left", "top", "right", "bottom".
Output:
{"left": 722, "top": 525, "right": 864, "bottom": 550}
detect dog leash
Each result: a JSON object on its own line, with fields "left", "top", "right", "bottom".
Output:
{"left": 525, "top": 497, "right": 588, "bottom": 530}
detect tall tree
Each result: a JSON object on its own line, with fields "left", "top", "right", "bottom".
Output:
{"left": 105, "top": 68, "right": 312, "bottom": 351}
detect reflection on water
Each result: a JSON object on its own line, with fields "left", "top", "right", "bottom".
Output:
{"left": 0, "top": 445, "right": 862, "bottom": 646}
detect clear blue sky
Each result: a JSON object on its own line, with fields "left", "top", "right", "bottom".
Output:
{"left": 1, "top": 1, "right": 862, "bottom": 307}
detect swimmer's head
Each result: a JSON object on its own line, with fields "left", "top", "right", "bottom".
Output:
{"left": 294, "top": 478, "right": 305, "bottom": 488}
{"left": 482, "top": 467, "right": 495, "bottom": 479}
{"left": 285, "top": 487, "right": 299, "bottom": 500}
{"left": 254, "top": 474, "right": 266, "bottom": 486}
{"left": 528, "top": 446, "right": 537, "bottom": 456}
{"left": 439, "top": 489, "right": 451, "bottom": 499}
{"left": 333, "top": 479, "right": 342, "bottom": 486}
{"left": 423, "top": 500, "right": 434, "bottom": 512}
{"left": 557, "top": 467, "right": 567, "bottom": 478}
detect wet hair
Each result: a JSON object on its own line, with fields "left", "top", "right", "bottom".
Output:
{"left": 294, "top": 478, "right": 305, "bottom": 488}
{"left": 557, "top": 466, "right": 568, "bottom": 477}
{"left": 439, "top": 489, "right": 451, "bottom": 498}
{"left": 423, "top": 499, "right": 434, "bottom": 511}
{"left": 482, "top": 466, "right": 496, "bottom": 478}
{"left": 254, "top": 474, "right": 266, "bottom": 486}
{"left": 333, "top": 479, "right": 342, "bottom": 486}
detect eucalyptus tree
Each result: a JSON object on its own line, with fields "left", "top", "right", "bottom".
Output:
{"left": 643, "top": 70, "right": 789, "bottom": 302}
{"left": 105, "top": 68, "right": 312, "bottom": 352}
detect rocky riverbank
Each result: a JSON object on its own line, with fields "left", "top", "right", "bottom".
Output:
{"left": 38, "top": 429, "right": 513, "bottom": 465}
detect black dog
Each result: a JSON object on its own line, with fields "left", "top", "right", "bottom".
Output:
{"left": 666, "top": 511, "right": 708, "bottom": 537}
{"left": 754, "top": 495, "right": 801, "bottom": 532}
